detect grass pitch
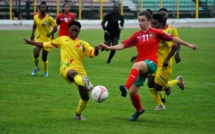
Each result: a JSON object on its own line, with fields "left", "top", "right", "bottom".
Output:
{"left": 0, "top": 27, "right": 215, "bottom": 134}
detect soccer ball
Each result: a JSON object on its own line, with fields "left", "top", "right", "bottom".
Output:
{"left": 91, "top": 85, "right": 109, "bottom": 103}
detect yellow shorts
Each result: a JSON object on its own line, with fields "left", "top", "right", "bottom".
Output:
{"left": 154, "top": 68, "right": 171, "bottom": 86}
{"left": 33, "top": 46, "right": 50, "bottom": 52}
{"left": 60, "top": 66, "right": 87, "bottom": 84}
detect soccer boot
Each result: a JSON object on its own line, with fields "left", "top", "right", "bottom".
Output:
{"left": 164, "top": 86, "right": 171, "bottom": 95}
{"left": 43, "top": 72, "right": 48, "bottom": 77}
{"left": 129, "top": 108, "right": 145, "bottom": 121}
{"left": 31, "top": 68, "right": 40, "bottom": 76}
{"left": 82, "top": 76, "right": 93, "bottom": 91}
{"left": 74, "top": 113, "right": 86, "bottom": 121}
{"left": 119, "top": 85, "right": 128, "bottom": 97}
{"left": 176, "top": 76, "right": 185, "bottom": 91}
{"left": 155, "top": 104, "right": 166, "bottom": 110}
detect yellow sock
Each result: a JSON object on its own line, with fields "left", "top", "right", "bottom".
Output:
{"left": 76, "top": 99, "right": 88, "bottom": 114}
{"left": 149, "top": 88, "right": 162, "bottom": 105}
{"left": 74, "top": 75, "right": 85, "bottom": 87}
{"left": 166, "top": 79, "right": 178, "bottom": 88}
{"left": 43, "top": 60, "right": 48, "bottom": 73}
{"left": 34, "top": 57, "right": 39, "bottom": 68}
{"left": 158, "top": 91, "right": 165, "bottom": 99}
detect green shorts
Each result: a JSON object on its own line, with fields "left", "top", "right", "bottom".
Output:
{"left": 134, "top": 60, "right": 157, "bottom": 87}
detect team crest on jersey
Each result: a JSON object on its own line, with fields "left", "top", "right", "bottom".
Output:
{"left": 149, "top": 33, "right": 153, "bottom": 38}
{"left": 44, "top": 20, "right": 49, "bottom": 26}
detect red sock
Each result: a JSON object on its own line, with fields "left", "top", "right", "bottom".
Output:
{"left": 125, "top": 68, "right": 139, "bottom": 89}
{"left": 131, "top": 93, "right": 142, "bottom": 112}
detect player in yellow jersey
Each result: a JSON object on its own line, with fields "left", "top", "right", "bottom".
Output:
{"left": 157, "top": 8, "right": 185, "bottom": 102}
{"left": 24, "top": 20, "right": 101, "bottom": 120}
{"left": 30, "top": 1, "right": 57, "bottom": 77}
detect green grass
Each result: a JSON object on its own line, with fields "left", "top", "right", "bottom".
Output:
{"left": 0, "top": 27, "right": 215, "bottom": 134}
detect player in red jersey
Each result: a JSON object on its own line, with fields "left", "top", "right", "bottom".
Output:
{"left": 56, "top": 3, "right": 75, "bottom": 36}
{"left": 99, "top": 11, "right": 197, "bottom": 121}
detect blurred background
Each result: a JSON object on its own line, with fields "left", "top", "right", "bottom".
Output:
{"left": 0, "top": 0, "right": 214, "bottom": 20}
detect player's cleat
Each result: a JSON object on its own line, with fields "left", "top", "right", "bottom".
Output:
{"left": 31, "top": 68, "right": 40, "bottom": 76}
{"left": 161, "top": 98, "right": 166, "bottom": 103}
{"left": 164, "top": 87, "right": 171, "bottom": 95}
{"left": 82, "top": 76, "right": 93, "bottom": 91}
{"left": 155, "top": 104, "right": 166, "bottom": 110}
{"left": 74, "top": 113, "right": 86, "bottom": 121}
{"left": 119, "top": 85, "right": 128, "bottom": 97}
{"left": 129, "top": 108, "right": 145, "bottom": 121}
{"left": 176, "top": 76, "right": 185, "bottom": 91}
{"left": 43, "top": 72, "right": 48, "bottom": 77}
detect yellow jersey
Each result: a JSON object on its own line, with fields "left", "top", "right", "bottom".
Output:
{"left": 33, "top": 14, "right": 57, "bottom": 42}
{"left": 158, "top": 25, "right": 179, "bottom": 73}
{"left": 43, "top": 36, "right": 95, "bottom": 74}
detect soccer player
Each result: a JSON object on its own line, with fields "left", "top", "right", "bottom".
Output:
{"left": 158, "top": 8, "right": 184, "bottom": 97}
{"left": 56, "top": 3, "right": 75, "bottom": 37}
{"left": 24, "top": 20, "right": 100, "bottom": 120}
{"left": 99, "top": 11, "right": 197, "bottom": 121}
{"left": 101, "top": 4, "right": 124, "bottom": 64}
{"left": 30, "top": 1, "right": 57, "bottom": 77}
{"left": 147, "top": 13, "right": 180, "bottom": 110}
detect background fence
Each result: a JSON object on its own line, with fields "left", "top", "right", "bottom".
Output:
{"left": 0, "top": 0, "right": 214, "bottom": 20}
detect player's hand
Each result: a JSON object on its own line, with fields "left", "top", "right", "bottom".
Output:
{"left": 130, "top": 55, "right": 137, "bottom": 63}
{"left": 189, "top": 44, "right": 198, "bottom": 50}
{"left": 163, "top": 60, "right": 169, "bottom": 67}
{"left": 99, "top": 44, "right": 109, "bottom": 50}
{"left": 175, "top": 53, "right": 181, "bottom": 63}
{"left": 46, "top": 33, "right": 51, "bottom": 37}
{"left": 23, "top": 38, "right": 31, "bottom": 44}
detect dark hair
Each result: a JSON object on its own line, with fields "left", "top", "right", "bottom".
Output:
{"left": 62, "top": 3, "right": 70, "bottom": 13}
{"left": 152, "top": 13, "right": 163, "bottom": 23}
{"left": 138, "top": 11, "right": 152, "bottom": 20}
{"left": 158, "top": 8, "right": 168, "bottom": 12}
{"left": 39, "top": 1, "right": 48, "bottom": 11}
{"left": 68, "top": 20, "right": 81, "bottom": 29}
{"left": 146, "top": 9, "right": 153, "bottom": 15}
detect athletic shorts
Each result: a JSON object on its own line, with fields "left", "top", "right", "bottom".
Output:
{"left": 154, "top": 67, "right": 171, "bottom": 86}
{"left": 33, "top": 46, "right": 50, "bottom": 52}
{"left": 134, "top": 60, "right": 157, "bottom": 87}
{"left": 60, "top": 66, "right": 87, "bottom": 84}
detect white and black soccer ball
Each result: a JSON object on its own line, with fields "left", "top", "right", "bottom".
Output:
{"left": 91, "top": 85, "right": 109, "bottom": 103}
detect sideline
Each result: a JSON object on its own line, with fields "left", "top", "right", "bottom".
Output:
{"left": 0, "top": 18, "right": 215, "bottom": 30}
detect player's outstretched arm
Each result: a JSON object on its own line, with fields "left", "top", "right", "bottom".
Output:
{"left": 23, "top": 38, "right": 44, "bottom": 48}
{"left": 172, "top": 37, "right": 198, "bottom": 50}
{"left": 99, "top": 43, "right": 125, "bottom": 50}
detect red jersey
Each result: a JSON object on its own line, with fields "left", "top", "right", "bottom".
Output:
{"left": 56, "top": 12, "right": 75, "bottom": 36}
{"left": 122, "top": 28, "right": 173, "bottom": 66}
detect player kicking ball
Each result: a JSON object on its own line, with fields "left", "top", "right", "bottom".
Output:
{"left": 24, "top": 20, "right": 101, "bottom": 120}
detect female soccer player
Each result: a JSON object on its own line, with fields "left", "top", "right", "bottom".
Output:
{"left": 101, "top": 4, "right": 124, "bottom": 64}
{"left": 100, "top": 11, "right": 197, "bottom": 121}
{"left": 30, "top": 1, "right": 57, "bottom": 77}
{"left": 24, "top": 20, "right": 100, "bottom": 120}
{"left": 56, "top": 3, "right": 75, "bottom": 37}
